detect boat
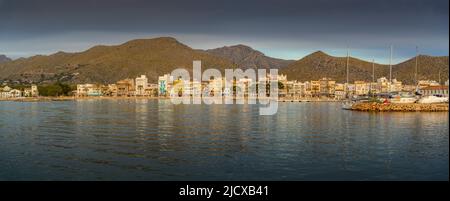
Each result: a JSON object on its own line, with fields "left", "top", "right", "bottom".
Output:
{"left": 341, "top": 102, "right": 354, "bottom": 110}
{"left": 418, "top": 95, "right": 449, "bottom": 104}
{"left": 389, "top": 93, "right": 418, "bottom": 104}
{"left": 389, "top": 96, "right": 417, "bottom": 103}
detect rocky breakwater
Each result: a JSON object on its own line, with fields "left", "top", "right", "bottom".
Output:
{"left": 352, "top": 102, "right": 449, "bottom": 112}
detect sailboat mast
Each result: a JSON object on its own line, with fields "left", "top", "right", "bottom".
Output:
{"left": 372, "top": 59, "right": 375, "bottom": 83}
{"left": 371, "top": 59, "right": 375, "bottom": 96}
{"left": 389, "top": 45, "right": 393, "bottom": 93}
{"left": 346, "top": 48, "right": 349, "bottom": 85}
{"left": 439, "top": 70, "right": 441, "bottom": 85}
{"left": 415, "top": 46, "right": 418, "bottom": 85}
{"left": 345, "top": 47, "right": 349, "bottom": 98}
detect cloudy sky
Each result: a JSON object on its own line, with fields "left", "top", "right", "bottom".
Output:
{"left": 0, "top": 0, "right": 448, "bottom": 64}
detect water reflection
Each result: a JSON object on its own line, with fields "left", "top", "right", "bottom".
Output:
{"left": 0, "top": 100, "right": 448, "bottom": 180}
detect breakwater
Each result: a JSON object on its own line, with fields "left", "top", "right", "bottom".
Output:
{"left": 352, "top": 102, "right": 449, "bottom": 112}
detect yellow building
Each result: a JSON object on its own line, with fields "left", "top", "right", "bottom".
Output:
{"left": 377, "top": 77, "right": 390, "bottom": 93}
{"left": 319, "top": 78, "right": 336, "bottom": 97}
{"left": 116, "top": 78, "right": 135, "bottom": 96}
{"left": 310, "top": 81, "right": 321, "bottom": 97}
{"left": 354, "top": 81, "right": 369, "bottom": 95}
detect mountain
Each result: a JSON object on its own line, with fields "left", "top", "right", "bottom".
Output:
{"left": 0, "top": 38, "right": 448, "bottom": 85}
{"left": 280, "top": 51, "right": 449, "bottom": 84}
{"left": 0, "top": 37, "right": 232, "bottom": 84}
{"left": 206, "top": 45, "right": 294, "bottom": 69}
{"left": 280, "top": 51, "right": 388, "bottom": 83}
{"left": 393, "top": 55, "right": 449, "bottom": 84}
{"left": 0, "top": 55, "right": 12, "bottom": 63}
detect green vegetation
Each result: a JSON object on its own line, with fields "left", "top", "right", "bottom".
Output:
{"left": 38, "top": 82, "right": 75, "bottom": 96}
{"left": 8, "top": 84, "right": 28, "bottom": 91}
{"left": 278, "top": 82, "right": 284, "bottom": 89}
{"left": 368, "top": 97, "right": 383, "bottom": 103}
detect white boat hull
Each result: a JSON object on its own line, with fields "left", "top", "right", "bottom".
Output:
{"left": 341, "top": 103, "right": 353, "bottom": 110}
{"left": 418, "top": 96, "right": 448, "bottom": 104}
{"left": 390, "top": 97, "right": 417, "bottom": 104}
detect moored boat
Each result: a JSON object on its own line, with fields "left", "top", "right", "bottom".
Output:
{"left": 418, "top": 95, "right": 449, "bottom": 104}
{"left": 341, "top": 102, "right": 354, "bottom": 110}
{"left": 389, "top": 93, "right": 418, "bottom": 104}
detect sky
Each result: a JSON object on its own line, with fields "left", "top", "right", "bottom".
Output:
{"left": 0, "top": 0, "right": 448, "bottom": 64}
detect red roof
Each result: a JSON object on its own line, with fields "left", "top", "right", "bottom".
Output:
{"left": 421, "top": 86, "right": 449, "bottom": 90}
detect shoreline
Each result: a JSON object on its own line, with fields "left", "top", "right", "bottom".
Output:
{"left": 0, "top": 96, "right": 166, "bottom": 102}
{"left": 1, "top": 96, "right": 338, "bottom": 102}
{"left": 2, "top": 97, "right": 449, "bottom": 112}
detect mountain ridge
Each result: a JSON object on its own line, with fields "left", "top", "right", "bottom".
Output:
{"left": 0, "top": 37, "right": 232, "bottom": 84}
{"left": 0, "top": 55, "right": 12, "bottom": 63}
{"left": 0, "top": 37, "right": 448, "bottom": 85}
{"left": 280, "top": 51, "right": 448, "bottom": 84}
{"left": 206, "top": 44, "right": 294, "bottom": 69}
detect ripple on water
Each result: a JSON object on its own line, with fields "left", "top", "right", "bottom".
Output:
{"left": 0, "top": 101, "right": 448, "bottom": 180}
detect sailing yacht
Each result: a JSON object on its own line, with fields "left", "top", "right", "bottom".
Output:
{"left": 341, "top": 48, "right": 354, "bottom": 110}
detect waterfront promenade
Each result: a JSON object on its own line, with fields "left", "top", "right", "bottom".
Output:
{"left": 1, "top": 96, "right": 334, "bottom": 102}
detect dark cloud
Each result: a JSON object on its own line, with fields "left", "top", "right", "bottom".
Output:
{"left": 0, "top": 0, "right": 448, "bottom": 62}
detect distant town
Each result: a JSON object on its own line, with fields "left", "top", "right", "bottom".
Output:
{"left": 1, "top": 73, "right": 449, "bottom": 101}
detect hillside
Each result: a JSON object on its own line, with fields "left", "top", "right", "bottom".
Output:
{"left": 206, "top": 45, "right": 294, "bottom": 69}
{"left": 280, "top": 51, "right": 448, "bottom": 84}
{"left": 0, "top": 38, "right": 448, "bottom": 85}
{"left": 0, "top": 37, "right": 232, "bottom": 84}
{"left": 280, "top": 51, "right": 389, "bottom": 83}
{"left": 0, "top": 55, "right": 12, "bottom": 63}
{"left": 393, "top": 55, "right": 449, "bottom": 84}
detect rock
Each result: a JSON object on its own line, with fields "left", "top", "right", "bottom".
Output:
{"left": 352, "top": 102, "right": 448, "bottom": 112}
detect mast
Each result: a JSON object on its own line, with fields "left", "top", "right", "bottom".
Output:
{"left": 389, "top": 45, "right": 393, "bottom": 93}
{"left": 346, "top": 47, "right": 349, "bottom": 98}
{"left": 372, "top": 59, "right": 375, "bottom": 96}
{"left": 372, "top": 59, "right": 375, "bottom": 83}
{"left": 346, "top": 48, "right": 349, "bottom": 85}
{"left": 415, "top": 46, "right": 418, "bottom": 85}
{"left": 439, "top": 70, "right": 441, "bottom": 85}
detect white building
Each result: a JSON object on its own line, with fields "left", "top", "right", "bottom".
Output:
{"left": 391, "top": 79, "right": 403, "bottom": 92}
{"left": 377, "top": 77, "right": 390, "bottom": 93}
{"left": 24, "top": 85, "right": 39, "bottom": 97}
{"left": 419, "top": 86, "right": 449, "bottom": 97}
{"left": 0, "top": 86, "right": 22, "bottom": 98}
{"left": 418, "top": 80, "right": 440, "bottom": 88}
{"left": 135, "top": 75, "right": 149, "bottom": 96}
{"left": 9, "top": 89, "right": 22, "bottom": 98}
{"left": 76, "top": 84, "right": 103, "bottom": 97}
{"left": 236, "top": 78, "right": 254, "bottom": 97}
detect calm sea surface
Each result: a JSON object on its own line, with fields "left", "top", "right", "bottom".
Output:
{"left": 0, "top": 99, "right": 448, "bottom": 180}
